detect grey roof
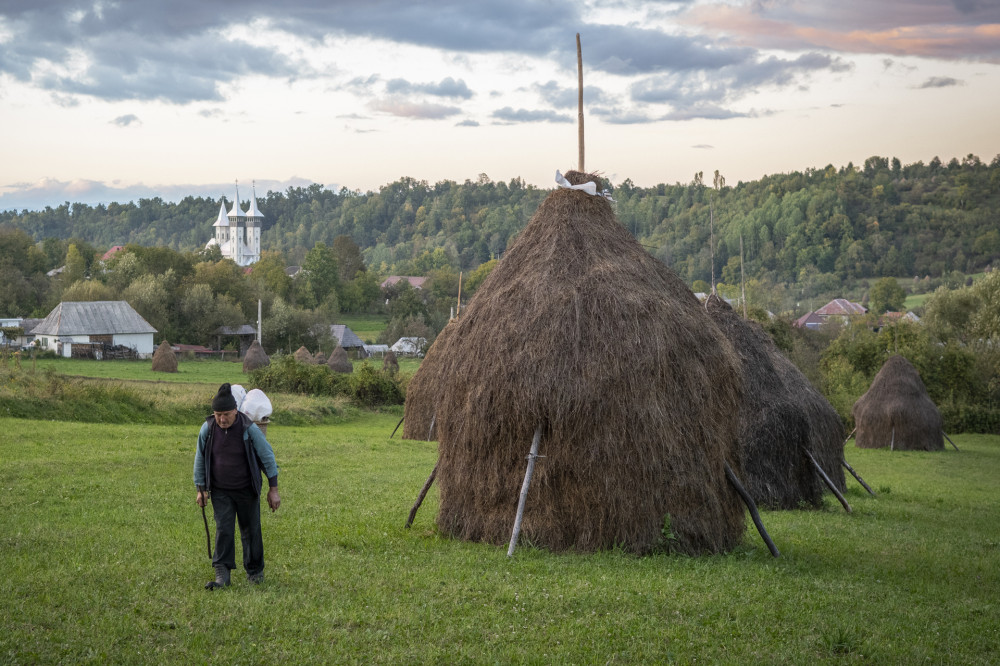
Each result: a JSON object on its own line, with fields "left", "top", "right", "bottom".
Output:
{"left": 33, "top": 301, "right": 157, "bottom": 336}
{"left": 331, "top": 324, "right": 365, "bottom": 348}
{"left": 216, "top": 324, "right": 257, "bottom": 336}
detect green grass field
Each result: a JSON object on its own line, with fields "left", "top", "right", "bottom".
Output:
{"left": 1, "top": 402, "right": 998, "bottom": 663}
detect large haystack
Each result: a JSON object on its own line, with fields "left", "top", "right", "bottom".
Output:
{"left": 428, "top": 171, "right": 746, "bottom": 555}
{"left": 853, "top": 355, "right": 943, "bottom": 451}
{"left": 243, "top": 340, "right": 270, "bottom": 373}
{"left": 294, "top": 346, "right": 314, "bottom": 364}
{"left": 151, "top": 340, "right": 177, "bottom": 373}
{"left": 705, "top": 295, "right": 845, "bottom": 509}
{"left": 327, "top": 346, "right": 353, "bottom": 374}
{"left": 402, "top": 322, "right": 457, "bottom": 441}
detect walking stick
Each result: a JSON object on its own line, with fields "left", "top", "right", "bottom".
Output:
{"left": 201, "top": 503, "right": 212, "bottom": 559}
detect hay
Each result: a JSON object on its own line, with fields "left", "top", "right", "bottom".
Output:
{"left": 294, "top": 346, "right": 314, "bottom": 364}
{"left": 327, "top": 346, "right": 353, "bottom": 374}
{"left": 383, "top": 350, "right": 399, "bottom": 375}
{"left": 429, "top": 171, "right": 746, "bottom": 555}
{"left": 242, "top": 340, "right": 270, "bottom": 373}
{"left": 151, "top": 340, "right": 177, "bottom": 373}
{"left": 705, "top": 295, "right": 845, "bottom": 509}
{"left": 853, "top": 355, "right": 943, "bottom": 451}
{"left": 314, "top": 351, "right": 327, "bottom": 365}
{"left": 402, "top": 323, "right": 457, "bottom": 441}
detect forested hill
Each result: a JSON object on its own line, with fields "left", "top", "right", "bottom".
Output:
{"left": 3, "top": 155, "right": 999, "bottom": 290}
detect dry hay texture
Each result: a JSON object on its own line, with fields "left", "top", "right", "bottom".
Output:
{"left": 243, "top": 340, "right": 270, "bottom": 373}
{"left": 429, "top": 172, "right": 746, "bottom": 556}
{"left": 853, "top": 355, "right": 943, "bottom": 451}
{"left": 402, "top": 322, "right": 458, "bottom": 441}
{"left": 705, "top": 295, "right": 845, "bottom": 509}
{"left": 294, "top": 346, "right": 315, "bottom": 364}
{"left": 151, "top": 340, "right": 177, "bottom": 373}
{"left": 383, "top": 350, "right": 400, "bottom": 375}
{"left": 314, "top": 351, "right": 327, "bottom": 365}
{"left": 327, "top": 346, "right": 353, "bottom": 374}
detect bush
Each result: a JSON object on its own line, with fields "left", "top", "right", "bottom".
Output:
{"left": 939, "top": 403, "right": 1000, "bottom": 434}
{"left": 348, "top": 362, "right": 403, "bottom": 408}
{"left": 249, "top": 354, "right": 350, "bottom": 397}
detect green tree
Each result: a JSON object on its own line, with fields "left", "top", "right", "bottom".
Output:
{"left": 302, "top": 242, "right": 340, "bottom": 306}
{"left": 868, "top": 277, "right": 906, "bottom": 314}
{"left": 62, "top": 280, "right": 116, "bottom": 302}
{"left": 332, "top": 235, "right": 365, "bottom": 282}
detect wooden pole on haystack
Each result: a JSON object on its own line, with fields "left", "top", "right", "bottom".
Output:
{"left": 507, "top": 424, "right": 543, "bottom": 557}
{"left": 577, "top": 33, "right": 585, "bottom": 172}
{"left": 740, "top": 234, "right": 747, "bottom": 318}
{"left": 456, "top": 272, "right": 463, "bottom": 317}
{"left": 803, "top": 448, "right": 852, "bottom": 513}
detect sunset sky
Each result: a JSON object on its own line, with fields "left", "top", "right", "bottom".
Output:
{"left": 2, "top": 0, "right": 999, "bottom": 211}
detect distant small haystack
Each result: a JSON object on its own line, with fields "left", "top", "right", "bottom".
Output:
{"left": 706, "top": 295, "right": 845, "bottom": 508}
{"left": 327, "top": 346, "right": 353, "bottom": 374}
{"left": 383, "top": 349, "right": 399, "bottom": 375}
{"left": 243, "top": 340, "right": 270, "bottom": 373}
{"left": 427, "top": 170, "right": 746, "bottom": 556}
{"left": 294, "top": 346, "right": 314, "bottom": 364}
{"left": 151, "top": 340, "right": 178, "bottom": 373}
{"left": 314, "top": 351, "right": 327, "bottom": 365}
{"left": 853, "top": 355, "right": 943, "bottom": 451}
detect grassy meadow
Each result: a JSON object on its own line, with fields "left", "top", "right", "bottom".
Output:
{"left": 1, "top": 359, "right": 999, "bottom": 663}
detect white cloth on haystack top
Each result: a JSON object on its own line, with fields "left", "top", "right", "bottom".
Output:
{"left": 230, "top": 384, "right": 247, "bottom": 410}
{"left": 241, "top": 389, "right": 273, "bottom": 422}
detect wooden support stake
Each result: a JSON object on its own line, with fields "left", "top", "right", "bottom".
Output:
{"left": 390, "top": 416, "right": 404, "bottom": 439}
{"left": 804, "top": 449, "right": 852, "bottom": 513}
{"left": 841, "top": 459, "right": 876, "bottom": 496}
{"left": 576, "top": 34, "right": 585, "bottom": 173}
{"left": 405, "top": 462, "right": 438, "bottom": 529}
{"left": 427, "top": 414, "right": 436, "bottom": 441}
{"left": 843, "top": 425, "right": 857, "bottom": 447}
{"left": 508, "top": 424, "right": 544, "bottom": 557}
{"left": 942, "top": 431, "right": 959, "bottom": 451}
{"left": 724, "top": 462, "right": 780, "bottom": 558}
{"left": 890, "top": 427, "right": 895, "bottom": 451}
{"left": 456, "top": 272, "right": 463, "bottom": 317}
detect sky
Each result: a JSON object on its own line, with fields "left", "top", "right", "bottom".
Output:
{"left": 1, "top": 0, "right": 999, "bottom": 212}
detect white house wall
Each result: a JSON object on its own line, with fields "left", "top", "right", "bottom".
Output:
{"left": 114, "top": 333, "right": 155, "bottom": 356}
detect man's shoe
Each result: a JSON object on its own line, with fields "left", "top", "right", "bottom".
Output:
{"left": 205, "top": 565, "right": 230, "bottom": 590}
{"left": 247, "top": 572, "right": 264, "bottom": 585}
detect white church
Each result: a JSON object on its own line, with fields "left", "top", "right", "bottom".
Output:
{"left": 206, "top": 182, "right": 263, "bottom": 266}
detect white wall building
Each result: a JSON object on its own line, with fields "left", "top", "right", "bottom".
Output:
{"left": 32, "top": 301, "right": 157, "bottom": 358}
{"left": 206, "top": 182, "right": 263, "bottom": 266}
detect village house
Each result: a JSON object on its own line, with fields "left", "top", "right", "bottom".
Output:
{"left": 793, "top": 298, "right": 868, "bottom": 330}
{"left": 32, "top": 301, "right": 157, "bottom": 358}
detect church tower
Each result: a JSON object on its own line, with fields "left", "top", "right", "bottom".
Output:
{"left": 207, "top": 180, "right": 263, "bottom": 266}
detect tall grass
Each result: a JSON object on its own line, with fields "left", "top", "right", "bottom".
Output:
{"left": 1, "top": 414, "right": 997, "bottom": 664}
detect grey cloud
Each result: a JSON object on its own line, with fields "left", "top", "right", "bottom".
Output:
{"left": 456, "top": 119, "right": 480, "bottom": 127}
{"left": 629, "top": 52, "right": 850, "bottom": 119}
{"left": 0, "top": 0, "right": 759, "bottom": 105}
{"left": 111, "top": 114, "right": 140, "bottom": 127}
{"left": 692, "top": 144, "right": 714, "bottom": 149}
{"left": 491, "top": 107, "right": 572, "bottom": 123}
{"left": 532, "top": 80, "right": 610, "bottom": 109}
{"left": 589, "top": 107, "right": 657, "bottom": 125}
{"left": 917, "top": 76, "right": 964, "bottom": 88}
{"left": 370, "top": 99, "right": 461, "bottom": 119}
{"left": 385, "top": 77, "right": 473, "bottom": 99}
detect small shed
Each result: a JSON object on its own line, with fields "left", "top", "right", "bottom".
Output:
{"left": 32, "top": 301, "right": 157, "bottom": 358}
{"left": 215, "top": 325, "right": 257, "bottom": 357}
{"left": 331, "top": 324, "right": 367, "bottom": 357}
{"left": 391, "top": 337, "right": 427, "bottom": 357}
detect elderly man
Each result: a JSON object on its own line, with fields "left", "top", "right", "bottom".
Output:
{"left": 194, "top": 383, "right": 280, "bottom": 589}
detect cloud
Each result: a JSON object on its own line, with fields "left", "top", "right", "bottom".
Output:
{"left": 111, "top": 114, "right": 140, "bottom": 127}
{"left": 916, "top": 76, "right": 964, "bottom": 88}
{"left": 456, "top": 119, "right": 479, "bottom": 127}
{"left": 626, "top": 51, "right": 849, "bottom": 120}
{"left": 531, "top": 80, "right": 610, "bottom": 109}
{"left": 370, "top": 99, "right": 461, "bottom": 119}
{"left": 491, "top": 107, "right": 572, "bottom": 123}
{"left": 0, "top": 175, "right": 327, "bottom": 213}
{"left": 683, "top": 1, "right": 1000, "bottom": 61}
{"left": 692, "top": 144, "right": 714, "bottom": 149}
{"left": 385, "top": 77, "right": 473, "bottom": 99}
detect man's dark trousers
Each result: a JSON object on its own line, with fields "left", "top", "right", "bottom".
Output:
{"left": 211, "top": 487, "right": 264, "bottom": 576}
